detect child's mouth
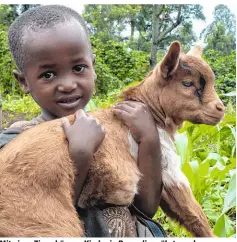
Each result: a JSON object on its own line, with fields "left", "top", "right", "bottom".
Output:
{"left": 57, "top": 96, "right": 81, "bottom": 109}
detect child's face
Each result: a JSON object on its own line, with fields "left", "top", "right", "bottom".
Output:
{"left": 15, "top": 20, "right": 95, "bottom": 118}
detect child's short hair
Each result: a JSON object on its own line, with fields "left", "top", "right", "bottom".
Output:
{"left": 8, "top": 5, "right": 91, "bottom": 73}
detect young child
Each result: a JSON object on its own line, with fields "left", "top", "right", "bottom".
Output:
{"left": 0, "top": 5, "right": 165, "bottom": 237}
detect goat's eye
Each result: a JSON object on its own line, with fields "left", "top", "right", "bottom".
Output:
{"left": 182, "top": 81, "right": 193, "bottom": 87}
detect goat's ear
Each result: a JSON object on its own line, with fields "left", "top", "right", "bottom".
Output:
{"left": 159, "top": 41, "right": 180, "bottom": 79}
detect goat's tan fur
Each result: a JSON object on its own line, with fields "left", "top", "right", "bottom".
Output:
{"left": 0, "top": 41, "right": 224, "bottom": 237}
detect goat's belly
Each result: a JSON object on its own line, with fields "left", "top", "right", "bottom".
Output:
{"left": 128, "top": 127, "right": 190, "bottom": 189}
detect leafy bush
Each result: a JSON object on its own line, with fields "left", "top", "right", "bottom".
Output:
{"left": 204, "top": 49, "right": 236, "bottom": 96}
{"left": 91, "top": 36, "right": 150, "bottom": 96}
{"left": 0, "top": 25, "right": 19, "bottom": 96}
{"left": 2, "top": 94, "right": 40, "bottom": 116}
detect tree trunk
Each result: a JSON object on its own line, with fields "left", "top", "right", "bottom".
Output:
{"left": 150, "top": 4, "right": 182, "bottom": 69}
{"left": 150, "top": 42, "right": 158, "bottom": 69}
{"left": 130, "top": 19, "right": 135, "bottom": 43}
{"left": 150, "top": 5, "right": 163, "bottom": 69}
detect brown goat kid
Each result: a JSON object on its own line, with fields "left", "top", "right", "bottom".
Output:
{"left": 0, "top": 41, "right": 225, "bottom": 237}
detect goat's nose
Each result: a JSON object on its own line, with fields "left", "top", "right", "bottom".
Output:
{"left": 216, "top": 101, "right": 225, "bottom": 112}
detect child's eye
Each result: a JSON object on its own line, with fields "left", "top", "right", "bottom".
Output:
{"left": 73, "top": 65, "right": 86, "bottom": 73}
{"left": 40, "top": 72, "right": 56, "bottom": 80}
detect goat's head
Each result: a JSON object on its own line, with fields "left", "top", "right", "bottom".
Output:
{"left": 151, "top": 41, "right": 225, "bottom": 127}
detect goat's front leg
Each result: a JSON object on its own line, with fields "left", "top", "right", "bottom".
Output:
{"left": 160, "top": 178, "right": 215, "bottom": 237}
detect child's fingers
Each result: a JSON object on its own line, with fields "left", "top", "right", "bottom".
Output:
{"left": 117, "top": 101, "right": 138, "bottom": 108}
{"left": 76, "top": 109, "right": 87, "bottom": 119}
{"left": 62, "top": 117, "right": 70, "bottom": 133}
{"left": 113, "top": 108, "right": 131, "bottom": 125}
{"left": 113, "top": 103, "right": 134, "bottom": 114}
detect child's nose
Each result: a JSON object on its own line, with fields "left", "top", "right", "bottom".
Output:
{"left": 57, "top": 79, "right": 77, "bottom": 92}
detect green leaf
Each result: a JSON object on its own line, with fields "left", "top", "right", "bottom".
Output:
{"left": 189, "top": 160, "right": 200, "bottom": 174}
{"left": 175, "top": 131, "right": 192, "bottom": 165}
{"left": 199, "top": 159, "right": 210, "bottom": 177}
{"left": 204, "top": 208, "right": 220, "bottom": 223}
{"left": 222, "top": 171, "right": 236, "bottom": 214}
{"left": 210, "top": 166, "right": 220, "bottom": 179}
{"left": 204, "top": 152, "right": 225, "bottom": 165}
{"left": 214, "top": 214, "right": 234, "bottom": 237}
{"left": 182, "top": 162, "right": 195, "bottom": 186}
{"left": 195, "top": 150, "right": 209, "bottom": 160}
{"left": 206, "top": 152, "right": 224, "bottom": 162}
{"left": 226, "top": 124, "right": 236, "bottom": 139}
{"left": 222, "top": 91, "right": 236, "bottom": 96}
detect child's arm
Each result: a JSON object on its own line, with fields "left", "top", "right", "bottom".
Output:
{"left": 62, "top": 109, "right": 105, "bottom": 204}
{"left": 113, "top": 101, "right": 162, "bottom": 218}
{"left": 134, "top": 134, "right": 162, "bottom": 218}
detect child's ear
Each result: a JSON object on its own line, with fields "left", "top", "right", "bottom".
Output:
{"left": 91, "top": 54, "right": 97, "bottom": 81}
{"left": 92, "top": 53, "right": 96, "bottom": 65}
{"left": 12, "top": 70, "right": 30, "bottom": 94}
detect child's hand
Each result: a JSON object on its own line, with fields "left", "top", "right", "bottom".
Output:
{"left": 113, "top": 101, "right": 157, "bottom": 143}
{"left": 113, "top": 101, "right": 162, "bottom": 217}
{"left": 62, "top": 109, "right": 105, "bottom": 203}
{"left": 62, "top": 109, "right": 105, "bottom": 164}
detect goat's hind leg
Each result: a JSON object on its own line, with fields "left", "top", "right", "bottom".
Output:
{"left": 160, "top": 180, "right": 215, "bottom": 237}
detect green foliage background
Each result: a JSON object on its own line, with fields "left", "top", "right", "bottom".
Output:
{"left": 204, "top": 50, "right": 236, "bottom": 95}
{"left": 0, "top": 25, "right": 236, "bottom": 100}
{"left": 91, "top": 36, "right": 150, "bottom": 97}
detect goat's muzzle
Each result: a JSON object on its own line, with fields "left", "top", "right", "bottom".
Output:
{"left": 203, "top": 100, "right": 225, "bottom": 125}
